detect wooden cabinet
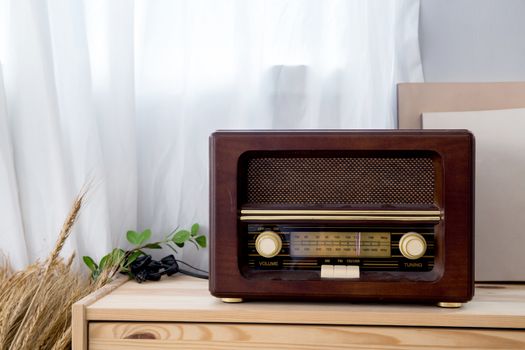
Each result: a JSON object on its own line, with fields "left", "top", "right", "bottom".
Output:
{"left": 72, "top": 276, "right": 525, "bottom": 349}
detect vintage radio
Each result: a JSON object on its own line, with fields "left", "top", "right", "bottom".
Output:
{"left": 209, "top": 130, "right": 474, "bottom": 307}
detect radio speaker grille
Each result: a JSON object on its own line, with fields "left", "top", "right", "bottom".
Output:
{"left": 245, "top": 157, "right": 435, "bottom": 205}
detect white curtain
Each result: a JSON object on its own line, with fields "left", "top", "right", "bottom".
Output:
{"left": 0, "top": 0, "right": 423, "bottom": 271}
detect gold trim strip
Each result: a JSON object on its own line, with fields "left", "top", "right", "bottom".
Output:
{"left": 240, "top": 215, "right": 441, "bottom": 222}
{"left": 283, "top": 263, "right": 318, "bottom": 266}
{"left": 241, "top": 209, "right": 442, "bottom": 216}
{"left": 283, "top": 262, "right": 317, "bottom": 264}
{"left": 362, "top": 263, "right": 399, "bottom": 266}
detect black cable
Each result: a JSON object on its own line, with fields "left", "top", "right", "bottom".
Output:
{"left": 179, "top": 269, "right": 209, "bottom": 279}
{"left": 175, "top": 259, "right": 208, "bottom": 273}
{"left": 176, "top": 259, "right": 209, "bottom": 279}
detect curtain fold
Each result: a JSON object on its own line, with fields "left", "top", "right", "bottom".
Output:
{"left": 0, "top": 0, "right": 423, "bottom": 270}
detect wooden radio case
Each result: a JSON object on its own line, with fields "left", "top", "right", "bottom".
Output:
{"left": 209, "top": 130, "right": 475, "bottom": 307}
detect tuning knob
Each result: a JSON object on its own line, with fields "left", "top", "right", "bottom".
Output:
{"left": 399, "top": 232, "right": 427, "bottom": 260}
{"left": 255, "top": 231, "right": 282, "bottom": 258}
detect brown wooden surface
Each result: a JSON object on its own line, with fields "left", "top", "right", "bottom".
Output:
{"left": 210, "top": 130, "right": 474, "bottom": 302}
{"left": 89, "top": 322, "right": 525, "bottom": 350}
{"left": 86, "top": 275, "right": 525, "bottom": 329}
{"left": 71, "top": 276, "right": 128, "bottom": 350}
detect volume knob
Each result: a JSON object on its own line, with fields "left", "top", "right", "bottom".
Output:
{"left": 255, "top": 231, "right": 282, "bottom": 258}
{"left": 399, "top": 232, "right": 427, "bottom": 260}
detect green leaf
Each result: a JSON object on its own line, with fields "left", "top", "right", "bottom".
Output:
{"left": 175, "top": 242, "right": 184, "bottom": 248}
{"left": 82, "top": 256, "right": 97, "bottom": 272}
{"left": 124, "top": 251, "right": 143, "bottom": 267}
{"left": 138, "top": 229, "right": 152, "bottom": 245}
{"left": 126, "top": 230, "right": 141, "bottom": 245}
{"left": 99, "top": 254, "right": 110, "bottom": 269}
{"left": 172, "top": 230, "right": 190, "bottom": 244}
{"left": 144, "top": 243, "right": 162, "bottom": 249}
{"left": 191, "top": 223, "right": 199, "bottom": 236}
{"left": 111, "top": 248, "right": 125, "bottom": 265}
{"left": 195, "top": 235, "right": 207, "bottom": 248}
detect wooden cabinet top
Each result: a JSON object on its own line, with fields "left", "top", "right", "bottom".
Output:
{"left": 83, "top": 275, "right": 525, "bottom": 329}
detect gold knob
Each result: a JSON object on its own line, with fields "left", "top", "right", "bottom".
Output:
{"left": 399, "top": 232, "right": 427, "bottom": 260}
{"left": 255, "top": 231, "right": 282, "bottom": 258}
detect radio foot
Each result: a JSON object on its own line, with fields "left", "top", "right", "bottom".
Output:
{"left": 437, "top": 302, "right": 462, "bottom": 308}
{"left": 221, "top": 298, "right": 244, "bottom": 303}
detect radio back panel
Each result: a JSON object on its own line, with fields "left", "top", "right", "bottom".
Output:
{"left": 210, "top": 131, "right": 474, "bottom": 304}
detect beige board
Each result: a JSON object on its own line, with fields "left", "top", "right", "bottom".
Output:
{"left": 422, "top": 108, "right": 525, "bottom": 282}
{"left": 397, "top": 82, "right": 525, "bottom": 129}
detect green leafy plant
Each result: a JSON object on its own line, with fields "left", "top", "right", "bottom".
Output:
{"left": 83, "top": 224, "right": 207, "bottom": 281}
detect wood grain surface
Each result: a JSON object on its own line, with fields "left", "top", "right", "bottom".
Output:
{"left": 72, "top": 276, "right": 128, "bottom": 350}
{"left": 89, "top": 322, "right": 525, "bottom": 350}
{"left": 86, "top": 275, "right": 525, "bottom": 329}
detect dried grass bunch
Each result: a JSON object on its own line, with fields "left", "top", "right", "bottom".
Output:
{"left": 0, "top": 257, "right": 10, "bottom": 286}
{"left": 0, "top": 192, "right": 118, "bottom": 350}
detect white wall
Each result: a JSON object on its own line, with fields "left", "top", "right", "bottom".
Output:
{"left": 419, "top": 0, "right": 525, "bottom": 82}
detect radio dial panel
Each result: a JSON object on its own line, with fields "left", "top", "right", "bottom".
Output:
{"left": 245, "top": 224, "right": 435, "bottom": 277}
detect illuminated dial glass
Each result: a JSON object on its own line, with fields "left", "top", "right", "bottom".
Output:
{"left": 289, "top": 232, "right": 391, "bottom": 258}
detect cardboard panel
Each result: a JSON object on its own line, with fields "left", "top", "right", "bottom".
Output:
{"left": 398, "top": 82, "right": 525, "bottom": 129}
{"left": 423, "top": 108, "right": 525, "bottom": 281}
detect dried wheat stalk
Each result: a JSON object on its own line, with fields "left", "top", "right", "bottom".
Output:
{"left": 0, "top": 257, "right": 10, "bottom": 285}
{"left": 0, "top": 191, "right": 121, "bottom": 350}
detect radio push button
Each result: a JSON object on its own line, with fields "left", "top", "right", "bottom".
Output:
{"left": 255, "top": 231, "right": 282, "bottom": 258}
{"left": 321, "top": 265, "right": 360, "bottom": 279}
{"left": 333, "top": 265, "right": 346, "bottom": 278}
{"left": 346, "top": 265, "right": 360, "bottom": 278}
{"left": 399, "top": 232, "right": 427, "bottom": 260}
{"left": 321, "top": 265, "right": 334, "bottom": 278}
